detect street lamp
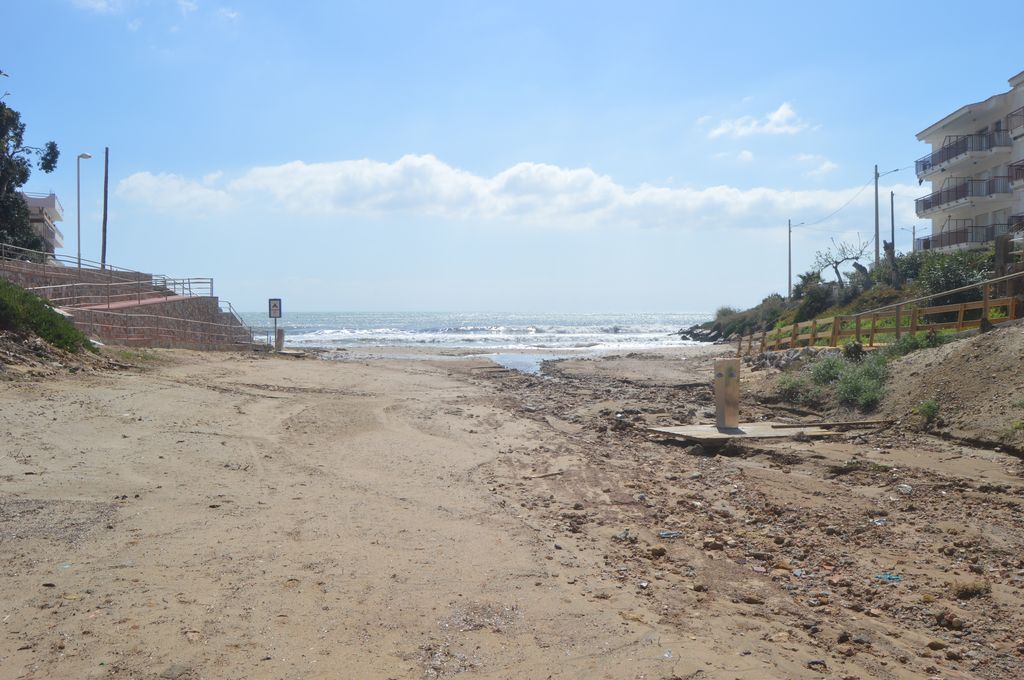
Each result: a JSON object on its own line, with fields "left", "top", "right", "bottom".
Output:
{"left": 76, "top": 152, "right": 93, "bottom": 269}
{"left": 788, "top": 219, "right": 805, "bottom": 299}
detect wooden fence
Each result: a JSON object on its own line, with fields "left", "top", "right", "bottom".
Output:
{"left": 737, "top": 272, "right": 1024, "bottom": 357}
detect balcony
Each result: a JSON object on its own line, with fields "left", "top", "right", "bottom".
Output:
{"left": 21, "top": 192, "right": 64, "bottom": 222}
{"left": 914, "top": 222, "right": 1010, "bottom": 252}
{"left": 1011, "top": 159, "right": 1024, "bottom": 186}
{"left": 1010, "top": 106, "right": 1024, "bottom": 133}
{"left": 915, "top": 176, "right": 1012, "bottom": 216}
{"left": 915, "top": 131, "right": 1012, "bottom": 179}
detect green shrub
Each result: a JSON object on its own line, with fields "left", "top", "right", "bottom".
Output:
{"left": 919, "top": 249, "right": 992, "bottom": 305}
{"left": 842, "top": 341, "right": 865, "bottom": 361}
{"left": 0, "top": 279, "right": 95, "bottom": 353}
{"left": 777, "top": 373, "right": 822, "bottom": 407}
{"left": 811, "top": 355, "right": 844, "bottom": 385}
{"left": 886, "top": 331, "right": 945, "bottom": 358}
{"left": 914, "top": 399, "right": 940, "bottom": 423}
{"left": 835, "top": 353, "right": 887, "bottom": 411}
{"left": 715, "top": 306, "right": 740, "bottom": 321}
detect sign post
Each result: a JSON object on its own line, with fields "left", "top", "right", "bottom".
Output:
{"left": 268, "top": 298, "right": 282, "bottom": 351}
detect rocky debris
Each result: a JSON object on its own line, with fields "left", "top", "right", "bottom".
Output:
{"left": 676, "top": 324, "right": 723, "bottom": 343}
{"left": 743, "top": 346, "right": 842, "bottom": 371}
{"left": 473, "top": 349, "right": 1024, "bottom": 679}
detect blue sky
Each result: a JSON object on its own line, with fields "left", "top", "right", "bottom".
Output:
{"left": 6, "top": 0, "right": 1021, "bottom": 312}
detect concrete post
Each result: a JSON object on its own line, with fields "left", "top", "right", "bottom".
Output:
{"left": 714, "top": 358, "right": 740, "bottom": 430}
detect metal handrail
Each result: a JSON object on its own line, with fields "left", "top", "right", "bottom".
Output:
{"left": 915, "top": 131, "right": 1013, "bottom": 176}
{"left": 914, "top": 223, "right": 1009, "bottom": 251}
{"left": 1009, "top": 106, "right": 1024, "bottom": 132}
{"left": 915, "top": 176, "right": 1011, "bottom": 214}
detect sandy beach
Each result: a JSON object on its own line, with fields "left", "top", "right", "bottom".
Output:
{"left": 2, "top": 346, "right": 1023, "bottom": 679}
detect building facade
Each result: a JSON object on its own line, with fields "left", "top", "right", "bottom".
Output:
{"left": 19, "top": 192, "right": 65, "bottom": 254}
{"left": 914, "top": 71, "right": 1024, "bottom": 252}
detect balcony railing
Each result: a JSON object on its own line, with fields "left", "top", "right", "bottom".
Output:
{"left": 1011, "top": 159, "right": 1024, "bottom": 184}
{"left": 1009, "top": 106, "right": 1024, "bottom": 132}
{"left": 915, "top": 223, "right": 1010, "bottom": 251}
{"left": 915, "top": 131, "right": 1012, "bottom": 177}
{"left": 1011, "top": 214, "right": 1024, "bottom": 230}
{"left": 915, "top": 176, "right": 1011, "bottom": 214}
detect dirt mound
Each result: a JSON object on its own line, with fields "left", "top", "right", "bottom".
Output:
{"left": 882, "top": 321, "right": 1024, "bottom": 449}
{"left": 0, "top": 330, "right": 114, "bottom": 379}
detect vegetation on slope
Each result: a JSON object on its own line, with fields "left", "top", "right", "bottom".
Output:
{"left": 0, "top": 279, "right": 94, "bottom": 353}
{"left": 710, "top": 246, "right": 996, "bottom": 339}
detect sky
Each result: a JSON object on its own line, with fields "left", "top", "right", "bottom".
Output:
{"left": 5, "top": 0, "right": 1022, "bottom": 312}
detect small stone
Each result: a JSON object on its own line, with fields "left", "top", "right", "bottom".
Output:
{"left": 926, "top": 640, "right": 947, "bottom": 651}
{"left": 160, "top": 664, "right": 191, "bottom": 680}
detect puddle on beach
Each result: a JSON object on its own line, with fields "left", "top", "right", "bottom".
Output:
{"left": 485, "top": 353, "right": 565, "bottom": 374}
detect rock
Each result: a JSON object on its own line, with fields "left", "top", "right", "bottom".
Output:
{"left": 896, "top": 484, "right": 913, "bottom": 496}
{"left": 703, "top": 538, "right": 724, "bottom": 551}
{"left": 160, "top": 665, "right": 191, "bottom": 680}
{"left": 926, "top": 640, "right": 948, "bottom": 651}
{"left": 649, "top": 546, "right": 667, "bottom": 558}
{"left": 738, "top": 594, "right": 764, "bottom": 605}
{"left": 945, "top": 649, "right": 963, "bottom": 661}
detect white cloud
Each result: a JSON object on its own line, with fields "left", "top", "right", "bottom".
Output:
{"left": 177, "top": 0, "right": 198, "bottom": 15}
{"left": 737, "top": 150, "right": 754, "bottom": 163}
{"left": 127, "top": 17, "right": 142, "bottom": 30}
{"left": 796, "top": 153, "right": 839, "bottom": 177}
{"left": 218, "top": 7, "right": 239, "bottom": 20}
{"left": 709, "top": 103, "right": 809, "bottom": 139}
{"left": 71, "top": 0, "right": 123, "bottom": 12}
{"left": 808, "top": 160, "right": 839, "bottom": 177}
{"left": 117, "top": 154, "right": 920, "bottom": 231}
{"left": 117, "top": 172, "right": 232, "bottom": 215}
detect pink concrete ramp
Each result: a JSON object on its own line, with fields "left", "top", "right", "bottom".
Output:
{"left": 74, "top": 295, "right": 191, "bottom": 311}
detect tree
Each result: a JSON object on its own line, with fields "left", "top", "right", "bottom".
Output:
{"left": 813, "top": 238, "right": 869, "bottom": 288}
{"left": 0, "top": 69, "right": 60, "bottom": 251}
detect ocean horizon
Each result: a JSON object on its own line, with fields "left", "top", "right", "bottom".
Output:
{"left": 238, "top": 311, "right": 713, "bottom": 351}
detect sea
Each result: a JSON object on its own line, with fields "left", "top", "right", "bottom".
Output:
{"left": 238, "top": 311, "right": 711, "bottom": 352}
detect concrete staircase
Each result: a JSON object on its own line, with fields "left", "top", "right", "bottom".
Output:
{"left": 0, "top": 246, "right": 256, "bottom": 350}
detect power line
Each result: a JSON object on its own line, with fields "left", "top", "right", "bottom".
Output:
{"left": 791, "top": 164, "right": 914, "bottom": 232}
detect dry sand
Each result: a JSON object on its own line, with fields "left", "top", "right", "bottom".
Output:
{"left": 1, "top": 344, "right": 1023, "bottom": 679}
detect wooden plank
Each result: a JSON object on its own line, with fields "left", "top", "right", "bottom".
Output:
{"left": 895, "top": 305, "right": 902, "bottom": 339}
{"left": 957, "top": 303, "right": 966, "bottom": 331}
{"left": 983, "top": 283, "right": 990, "bottom": 321}
{"left": 648, "top": 422, "right": 835, "bottom": 443}
{"left": 829, "top": 317, "right": 840, "bottom": 347}
{"left": 714, "top": 358, "right": 740, "bottom": 429}
{"left": 869, "top": 314, "right": 877, "bottom": 347}
{"left": 809, "top": 319, "right": 819, "bottom": 345}
{"left": 769, "top": 419, "right": 891, "bottom": 429}
{"left": 910, "top": 308, "right": 919, "bottom": 333}
{"left": 855, "top": 315, "right": 862, "bottom": 343}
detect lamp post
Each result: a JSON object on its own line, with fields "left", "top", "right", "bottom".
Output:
{"left": 76, "top": 152, "right": 93, "bottom": 269}
{"left": 788, "top": 219, "right": 805, "bottom": 299}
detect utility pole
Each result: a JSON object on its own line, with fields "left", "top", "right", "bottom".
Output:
{"left": 890, "top": 190, "right": 897, "bottom": 286}
{"left": 874, "top": 164, "right": 880, "bottom": 266}
{"left": 101, "top": 147, "right": 109, "bottom": 270}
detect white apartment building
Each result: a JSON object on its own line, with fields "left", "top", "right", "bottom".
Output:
{"left": 914, "top": 70, "right": 1024, "bottom": 252}
{"left": 19, "top": 191, "right": 65, "bottom": 254}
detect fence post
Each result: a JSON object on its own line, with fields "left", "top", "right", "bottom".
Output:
{"left": 957, "top": 304, "right": 966, "bottom": 331}
{"left": 982, "top": 283, "right": 990, "bottom": 322}
{"left": 759, "top": 331, "right": 767, "bottom": 354}
{"left": 895, "top": 305, "right": 902, "bottom": 340}
{"left": 830, "top": 317, "right": 840, "bottom": 347}
{"left": 869, "top": 314, "right": 877, "bottom": 347}
{"left": 910, "top": 308, "right": 919, "bottom": 334}
{"left": 809, "top": 319, "right": 818, "bottom": 346}
{"left": 737, "top": 334, "right": 743, "bottom": 356}
{"left": 855, "top": 315, "right": 862, "bottom": 343}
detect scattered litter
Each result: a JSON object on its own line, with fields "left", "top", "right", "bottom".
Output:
{"left": 658, "top": 530, "right": 684, "bottom": 539}
{"left": 793, "top": 569, "right": 807, "bottom": 578}
{"left": 875, "top": 572, "right": 903, "bottom": 583}
{"left": 896, "top": 484, "right": 913, "bottom": 496}
{"left": 872, "top": 518, "right": 888, "bottom": 526}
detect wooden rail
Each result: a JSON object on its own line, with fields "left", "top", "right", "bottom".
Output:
{"left": 737, "top": 272, "right": 1024, "bottom": 356}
